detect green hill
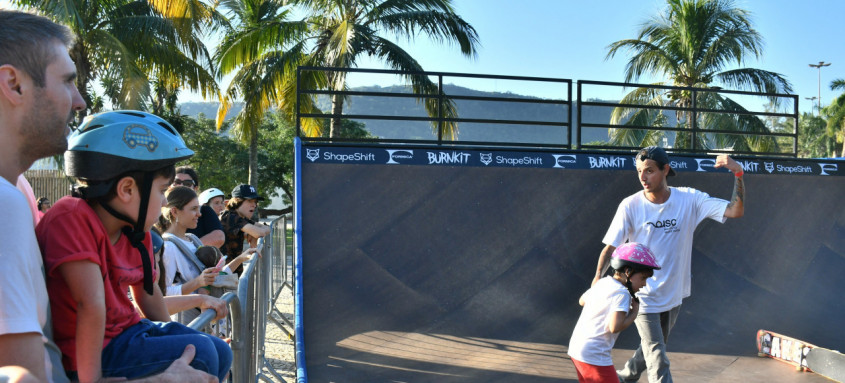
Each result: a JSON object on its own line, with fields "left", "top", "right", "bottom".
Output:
{"left": 179, "top": 85, "right": 635, "bottom": 145}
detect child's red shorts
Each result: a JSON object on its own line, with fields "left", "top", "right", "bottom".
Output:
{"left": 571, "top": 358, "right": 619, "bottom": 383}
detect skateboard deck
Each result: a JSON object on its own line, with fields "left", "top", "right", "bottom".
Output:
{"left": 806, "top": 347, "right": 845, "bottom": 382}
{"left": 757, "top": 329, "right": 815, "bottom": 372}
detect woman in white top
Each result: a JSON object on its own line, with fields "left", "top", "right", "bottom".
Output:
{"left": 158, "top": 186, "right": 258, "bottom": 298}
{"left": 158, "top": 186, "right": 218, "bottom": 297}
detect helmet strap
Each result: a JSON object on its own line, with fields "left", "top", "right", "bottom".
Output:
{"left": 97, "top": 173, "right": 156, "bottom": 295}
{"left": 130, "top": 173, "right": 155, "bottom": 295}
{"left": 623, "top": 270, "right": 639, "bottom": 303}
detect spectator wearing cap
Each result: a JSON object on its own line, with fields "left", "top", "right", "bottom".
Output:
{"left": 172, "top": 166, "right": 225, "bottom": 247}
{"left": 219, "top": 184, "right": 270, "bottom": 275}
{"left": 198, "top": 188, "right": 226, "bottom": 216}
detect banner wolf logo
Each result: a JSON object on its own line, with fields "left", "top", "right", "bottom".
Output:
{"left": 480, "top": 153, "right": 492, "bottom": 165}
{"left": 306, "top": 149, "right": 320, "bottom": 162}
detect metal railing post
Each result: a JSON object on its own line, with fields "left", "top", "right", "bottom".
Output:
{"left": 575, "top": 81, "right": 581, "bottom": 150}
{"left": 691, "top": 89, "right": 698, "bottom": 150}
{"left": 296, "top": 68, "right": 301, "bottom": 138}
{"left": 438, "top": 75, "right": 444, "bottom": 144}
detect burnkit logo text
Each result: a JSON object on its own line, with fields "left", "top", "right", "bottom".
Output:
{"left": 588, "top": 156, "right": 627, "bottom": 169}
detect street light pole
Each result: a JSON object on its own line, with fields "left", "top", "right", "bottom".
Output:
{"left": 809, "top": 61, "right": 831, "bottom": 117}
{"left": 805, "top": 96, "right": 818, "bottom": 116}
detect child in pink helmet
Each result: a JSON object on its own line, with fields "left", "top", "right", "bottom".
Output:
{"left": 567, "top": 243, "right": 661, "bottom": 383}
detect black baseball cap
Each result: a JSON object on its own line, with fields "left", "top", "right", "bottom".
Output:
{"left": 636, "top": 146, "right": 676, "bottom": 177}
{"left": 232, "top": 184, "right": 265, "bottom": 200}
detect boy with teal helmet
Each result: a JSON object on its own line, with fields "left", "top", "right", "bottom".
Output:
{"left": 36, "top": 111, "right": 232, "bottom": 382}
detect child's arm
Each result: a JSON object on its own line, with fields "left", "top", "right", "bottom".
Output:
{"left": 162, "top": 295, "right": 229, "bottom": 320}
{"left": 607, "top": 299, "right": 639, "bottom": 334}
{"left": 131, "top": 283, "right": 171, "bottom": 322}
{"left": 224, "top": 247, "right": 257, "bottom": 273}
{"left": 58, "top": 261, "right": 106, "bottom": 383}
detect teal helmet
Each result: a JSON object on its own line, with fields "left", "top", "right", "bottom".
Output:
{"left": 65, "top": 110, "right": 194, "bottom": 182}
{"left": 65, "top": 110, "right": 194, "bottom": 295}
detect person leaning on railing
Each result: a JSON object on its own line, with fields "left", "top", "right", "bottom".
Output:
{"left": 219, "top": 184, "right": 269, "bottom": 275}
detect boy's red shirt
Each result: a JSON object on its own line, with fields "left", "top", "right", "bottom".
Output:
{"left": 36, "top": 196, "right": 156, "bottom": 371}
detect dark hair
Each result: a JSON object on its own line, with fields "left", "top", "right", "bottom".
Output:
{"left": 636, "top": 148, "right": 667, "bottom": 171}
{"left": 0, "top": 10, "right": 75, "bottom": 87}
{"left": 226, "top": 197, "right": 246, "bottom": 211}
{"left": 175, "top": 166, "right": 199, "bottom": 187}
{"left": 37, "top": 197, "right": 50, "bottom": 211}
{"left": 614, "top": 266, "right": 655, "bottom": 279}
{"left": 77, "top": 165, "right": 176, "bottom": 202}
{"left": 195, "top": 246, "right": 222, "bottom": 268}
{"left": 155, "top": 186, "right": 197, "bottom": 232}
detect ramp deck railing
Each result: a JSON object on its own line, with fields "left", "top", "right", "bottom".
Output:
{"left": 296, "top": 67, "right": 799, "bottom": 157}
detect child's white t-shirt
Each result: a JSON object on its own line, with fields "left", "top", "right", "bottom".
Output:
{"left": 567, "top": 277, "right": 631, "bottom": 366}
{"left": 602, "top": 187, "right": 727, "bottom": 313}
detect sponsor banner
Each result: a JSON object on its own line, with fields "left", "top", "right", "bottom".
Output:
{"left": 300, "top": 145, "right": 844, "bottom": 176}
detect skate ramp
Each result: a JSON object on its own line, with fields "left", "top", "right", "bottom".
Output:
{"left": 296, "top": 144, "right": 844, "bottom": 382}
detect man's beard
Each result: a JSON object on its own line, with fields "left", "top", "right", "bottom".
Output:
{"left": 21, "top": 88, "right": 71, "bottom": 161}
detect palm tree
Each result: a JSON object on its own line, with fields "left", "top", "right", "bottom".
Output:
{"left": 605, "top": 0, "right": 792, "bottom": 152}
{"left": 213, "top": 0, "right": 322, "bottom": 186}
{"left": 290, "top": 0, "right": 480, "bottom": 138}
{"left": 14, "top": 0, "right": 221, "bottom": 120}
{"left": 824, "top": 79, "right": 845, "bottom": 157}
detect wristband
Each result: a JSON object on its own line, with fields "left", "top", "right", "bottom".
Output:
{"left": 734, "top": 169, "right": 744, "bottom": 177}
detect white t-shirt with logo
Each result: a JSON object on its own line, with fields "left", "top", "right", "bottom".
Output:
{"left": 603, "top": 187, "right": 728, "bottom": 313}
{"left": 567, "top": 277, "right": 631, "bottom": 366}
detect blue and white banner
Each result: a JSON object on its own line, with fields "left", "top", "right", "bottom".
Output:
{"left": 301, "top": 145, "right": 844, "bottom": 177}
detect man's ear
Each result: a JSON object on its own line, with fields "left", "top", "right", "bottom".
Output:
{"left": 114, "top": 176, "right": 138, "bottom": 203}
{"left": 0, "top": 65, "right": 26, "bottom": 105}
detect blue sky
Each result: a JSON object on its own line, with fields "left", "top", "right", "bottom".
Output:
{"left": 2, "top": 0, "right": 842, "bottom": 113}
{"left": 348, "top": 0, "right": 844, "bottom": 114}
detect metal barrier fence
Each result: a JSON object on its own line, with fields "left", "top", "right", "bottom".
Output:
{"left": 187, "top": 215, "right": 294, "bottom": 382}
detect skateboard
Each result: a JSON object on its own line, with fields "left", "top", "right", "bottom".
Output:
{"left": 757, "top": 329, "right": 815, "bottom": 372}
{"left": 806, "top": 346, "right": 845, "bottom": 382}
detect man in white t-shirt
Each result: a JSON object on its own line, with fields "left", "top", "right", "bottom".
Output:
{"left": 591, "top": 146, "right": 745, "bottom": 383}
{"left": 0, "top": 10, "right": 86, "bottom": 382}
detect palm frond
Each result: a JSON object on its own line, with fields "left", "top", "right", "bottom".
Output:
{"left": 372, "top": 9, "right": 478, "bottom": 57}
{"left": 371, "top": 35, "right": 459, "bottom": 139}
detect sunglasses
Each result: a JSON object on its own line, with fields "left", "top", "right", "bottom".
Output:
{"left": 172, "top": 179, "right": 196, "bottom": 187}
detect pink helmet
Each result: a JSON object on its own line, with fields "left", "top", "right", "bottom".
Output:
{"left": 611, "top": 242, "right": 661, "bottom": 271}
